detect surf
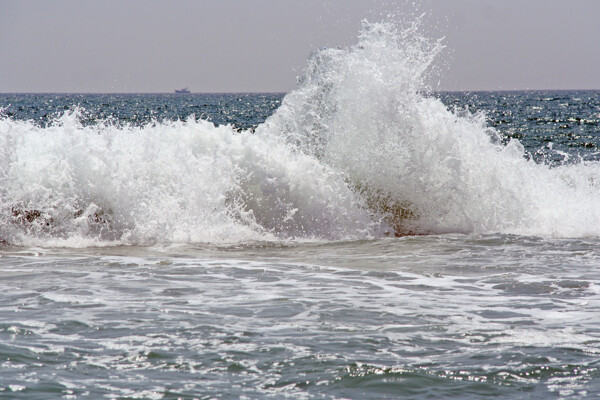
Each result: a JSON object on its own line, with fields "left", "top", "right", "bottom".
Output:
{"left": 1, "top": 20, "right": 600, "bottom": 247}
{"left": 259, "top": 20, "right": 600, "bottom": 238}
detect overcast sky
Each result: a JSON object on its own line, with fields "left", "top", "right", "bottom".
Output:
{"left": 1, "top": 0, "right": 598, "bottom": 93}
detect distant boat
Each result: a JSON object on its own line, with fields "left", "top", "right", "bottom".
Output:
{"left": 174, "top": 88, "right": 191, "bottom": 94}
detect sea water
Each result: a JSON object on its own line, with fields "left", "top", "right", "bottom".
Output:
{"left": 1, "top": 21, "right": 600, "bottom": 399}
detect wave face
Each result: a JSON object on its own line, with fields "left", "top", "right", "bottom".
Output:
{"left": 2, "top": 21, "right": 600, "bottom": 246}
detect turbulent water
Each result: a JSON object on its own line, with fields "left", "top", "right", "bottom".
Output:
{"left": 1, "top": 21, "right": 600, "bottom": 399}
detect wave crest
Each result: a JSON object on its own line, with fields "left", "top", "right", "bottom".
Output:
{"left": 2, "top": 20, "right": 600, "bottom": 246}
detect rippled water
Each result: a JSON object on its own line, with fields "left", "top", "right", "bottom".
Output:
{"left": 0, "top": 92, "right": 282, "bottom": 131}
{"left": 2, "top": 237, "right": 600, "bottom": 399}
{"left": 439, "top": 91, "right": 600, "bottom": 164}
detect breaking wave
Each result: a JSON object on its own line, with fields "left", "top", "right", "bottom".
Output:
{"left": 2, "top": 20, "right": 600, "bottom": 246}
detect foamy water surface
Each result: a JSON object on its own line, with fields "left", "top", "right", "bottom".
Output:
{"left": 1, "top": 238, "right": 600, "bottom": 399}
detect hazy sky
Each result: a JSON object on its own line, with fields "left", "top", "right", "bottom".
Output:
{"left": 1, "top": 0, "right": 598, "bottom": 93}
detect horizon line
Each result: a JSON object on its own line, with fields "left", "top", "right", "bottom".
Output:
{"left": 2, "top": 88, "right": 600, "bottom": 95}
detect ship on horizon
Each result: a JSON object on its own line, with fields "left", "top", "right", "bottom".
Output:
{"left": 174, "top": 87, "right": 191, "bottom": 94}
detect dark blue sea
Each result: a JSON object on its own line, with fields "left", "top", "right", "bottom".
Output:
{"left": 1, "top": 22, "right": 600, "bottom": 399}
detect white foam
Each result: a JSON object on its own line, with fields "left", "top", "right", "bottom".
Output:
{"left": 2, "top": 20, "right": 600, "bottom": 247}
{"left": 0, "top": 112, "right": 378, "bottom": 246}
{"left": 260, "top": 20, "right": 600, "bottom": 238}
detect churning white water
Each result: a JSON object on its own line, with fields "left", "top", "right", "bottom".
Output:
{"left": 1, "top": 21, "right": 600, "bottom": 247}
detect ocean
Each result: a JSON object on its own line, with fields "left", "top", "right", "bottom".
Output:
{"left": 1, "top": 21, "right": 600, "bottom": 399}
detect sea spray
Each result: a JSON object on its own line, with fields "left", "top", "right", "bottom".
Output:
{"left": 2, "top": 21, "right": 600, "bottom": 246}
{"left": 0, "top": 111, "right": 378, "bottom": 246}
{"left": 261, "top": 20, "right": 600, "bottom": 237}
